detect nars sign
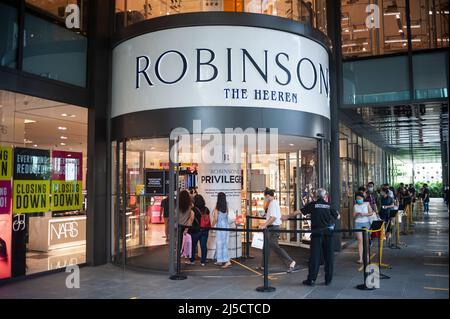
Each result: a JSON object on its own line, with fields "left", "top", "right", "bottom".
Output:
{"left": 112, "top": 26, "right": 330, "bottom": 119}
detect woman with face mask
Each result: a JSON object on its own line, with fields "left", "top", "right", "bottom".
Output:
{"left": 353, "top": 192, "right": 374, "bottom": 264}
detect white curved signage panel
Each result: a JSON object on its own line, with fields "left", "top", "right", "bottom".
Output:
{"left": 112, "top": 26, "right": 330, "bottom": 119}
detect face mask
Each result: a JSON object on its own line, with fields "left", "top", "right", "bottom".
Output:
{"left": 356, "top": 199, "right": 364, "bottom": 205}
{"left": 368, "top": 187, "right": 374, "bottom": 192}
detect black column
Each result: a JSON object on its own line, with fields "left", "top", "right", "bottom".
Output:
{"left": 86, "top": 0, "right": 114, "bottom": 266}
{"left": 327, "top": 0, "right": 343, "bottom": 251}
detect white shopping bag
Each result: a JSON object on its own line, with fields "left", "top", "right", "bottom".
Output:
{"left": 251, "top": 232, "right": 264, "bottom": 250}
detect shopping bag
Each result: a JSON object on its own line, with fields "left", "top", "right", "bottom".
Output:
{"left": 251, "top": 232, "right": 264, "bottom": 250}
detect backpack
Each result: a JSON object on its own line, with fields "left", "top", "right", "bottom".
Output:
{"left": 200, "top": 210, "right": 211, "bottom": 228}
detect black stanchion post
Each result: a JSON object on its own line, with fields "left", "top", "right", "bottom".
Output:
{"left": 170, "top": 225, "right": 187, "bottom": 280}
{"left": 356, "top": 229, "right": 375, "bottom": 290}
{"left": 244, "top": 215, "right": 253, "bottom": 259}
{"left": 256, "top": 229, "right": 276, "bottom": 292}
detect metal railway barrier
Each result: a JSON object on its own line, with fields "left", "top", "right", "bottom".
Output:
{"left": 171, "top": 223, "right": 384, "bottom": 293}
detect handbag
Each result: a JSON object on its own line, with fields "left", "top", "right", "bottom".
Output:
{"left": 251, "top": 232, "right": 264, "bottom": 250}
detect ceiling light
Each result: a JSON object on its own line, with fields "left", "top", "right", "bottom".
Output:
{"left": 58, "top": 126, "right": 67, "bottom": 130}
{"left": 33, "top": 144, "right": 38, "bottom": 147}
{"left": 150, "top": 147, "right": 155, "bottom": 150}
{"left": 289, "top": 143, "right": 294, "bottom": 146}
{"left": 69, "top": 114, "right": 76, "bottom": 118}
{"left": 60, "top": 142, "right": 66, "bottom": 146}
{"left": 67, "top": 154, "right": 72, "bottom": 157}
{"left": 24, "top": 119, "right": 36, "bottom": 124}
{"left": 61, "top": 113, "right": 68, "bottom": 117}
{"left": 60, "top": 136, "right": 68, "bottom": 140}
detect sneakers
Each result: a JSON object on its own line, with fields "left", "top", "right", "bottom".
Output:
{"left": 287, "top": 261, "right": 297, "bottom": 273}
{"left": 302, "top": 279, "right": 315, "bottom": 286}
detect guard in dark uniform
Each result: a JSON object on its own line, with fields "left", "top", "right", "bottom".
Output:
{"left": 284, "top": 188, "right": 340, "bottom": 286}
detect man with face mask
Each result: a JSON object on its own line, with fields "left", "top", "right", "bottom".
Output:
{"left": 365, "top": 182, "right": 378, "bottom": 213}
{"left": 284, "top": 188, "right": 340, "bottom": 286}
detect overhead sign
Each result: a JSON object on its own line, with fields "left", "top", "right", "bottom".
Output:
{"left": 13, "top": 148, "right": 51, "bottom": 214}
{"left": 0, "top": 146, "right": 12, "bottom": 180}
{"left": 112, "top": 26, "right": 330, "bottom": 119}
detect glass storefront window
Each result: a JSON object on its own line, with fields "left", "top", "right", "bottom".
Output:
{"left": 0, "top": 90, "right": 88, "bottom": 279}
{"left": 26, "top": 0, "right": 88, "bottom": 34}
{"left": 342, "top": 0, "right": 408, "bottom": 58}
{"left": 0, "top": 2, "right": 18, "bottom": 68}
{"left": 413, "top": 50, "right": 449, "bottom": 99}
{"left": 22, "top": 13, "right": 87, "bottom": 87}
{"left": 343, "top": 55, "right": 410, "bottom": 104}
{"left": 409, "top": 0, "right": 449, "bottom": 50}
{"left": 111, "top": 135, "right": 323, "bottom": 270}
{"left": 115, "top": 0, "right": 327, "bottom": 32}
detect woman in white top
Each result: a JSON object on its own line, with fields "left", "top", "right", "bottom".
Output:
{"left": 353, "top": 192, "right": 374, "bottom": 264}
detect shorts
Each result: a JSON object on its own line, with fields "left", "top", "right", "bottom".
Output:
{"left": 354, "top": 221, "right": 371, "bottom": 230}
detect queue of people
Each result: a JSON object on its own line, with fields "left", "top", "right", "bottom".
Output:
{"left": 162, "top": 180, "right": 430, "bottom": 286}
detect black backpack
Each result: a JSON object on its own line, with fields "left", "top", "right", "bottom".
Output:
{"left": 0, "top": 237, "right": 7, "bottom": 259}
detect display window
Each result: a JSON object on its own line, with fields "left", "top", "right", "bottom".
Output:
{"left": 0, "top": 90, "right": 87, "bottom": 279}
{"left": 112, "top": 134, "right": 323, "bottom": 271}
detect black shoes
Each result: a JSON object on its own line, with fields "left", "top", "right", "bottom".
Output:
{"left": 302, "top": 279, "right": 315, "bottom": 286}
{"left": 325, "top": 280, "right": 332, "bottom": 286}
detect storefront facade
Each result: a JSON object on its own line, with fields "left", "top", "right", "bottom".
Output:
{"left": 3, "top": 0, "right": 444, "bottom": 281}
{"left": 110, "top": 12, "right": 332, "bottom": 270}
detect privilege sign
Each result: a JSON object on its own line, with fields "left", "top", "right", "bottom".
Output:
{"left": 112, "top": 26, "right": 330, "bottom": 118}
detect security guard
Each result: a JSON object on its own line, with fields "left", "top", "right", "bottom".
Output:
{"left": 283, "top": 188, "right": 340, "bottom": 286}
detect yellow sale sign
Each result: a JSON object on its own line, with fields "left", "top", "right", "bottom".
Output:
{"left": 51, "top": 181, "right": 83, "bottom": 211}
{"left": 0, "top": 146, "right": 12, "bottom": 181}
{"left": 13, "top": 180, "right": 50, "bottom": 213}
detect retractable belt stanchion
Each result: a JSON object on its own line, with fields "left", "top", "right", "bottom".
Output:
{"left": 168, "top": 224, "right": 380, "bottom": 292}
{"left": 356, "top": 228, "right": 375, "bottom": 290}
{"left": 244, "top": 215, "right": 253, "bottom": 259}
{"left": 170, "top": 225, "right": 187, "bottom": 280}
{"left": 256, "top": 228, "right": 276, "bottom": 292}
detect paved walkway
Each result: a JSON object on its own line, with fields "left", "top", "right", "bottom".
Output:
{"left": 0, "top": 199, "right": 448, "bottom": 299}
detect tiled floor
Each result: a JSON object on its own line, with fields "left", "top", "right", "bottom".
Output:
{"left": 0, "top": 199, "right": 448, "bottom": 299}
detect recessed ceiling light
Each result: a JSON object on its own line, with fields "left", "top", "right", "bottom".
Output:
{"left": 58, "top": 126, "right": 67, "bottom": 130}
{"left": 60, "top": 136, "right": 68, "bottom": 140}
{"left": 61, "top": 113, "right": 68, "bottom": 117}
{"left": 60, "top": 142, "right": 66, "bottom": 146}
{"left": 289, "top": 143, "right": 294, "bottom": 146}
{"left": 69, "top": 114, "right": 76, "bottom": 118}
{"left": 151, "top": 147, "right": 155, "bottom": 150}
{"left": 33, "top": 144, "right": 38, "bottom": 147}
{"left": 24, "top": 119, "right": 36, "bottom": 124}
